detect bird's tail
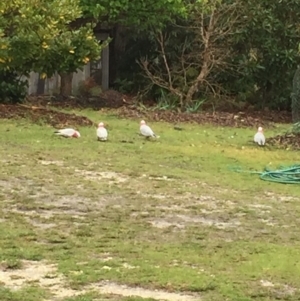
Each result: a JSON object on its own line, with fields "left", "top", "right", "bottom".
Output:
{"left": 54, "top": 130, "right": 63, "bottom": 136}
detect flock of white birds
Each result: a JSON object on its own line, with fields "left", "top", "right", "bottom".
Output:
{"left": 54, "top": 120, "right": 265, "bottom": 146}
{"left": 54, "top": 120, "right": 158, "bottom": 141}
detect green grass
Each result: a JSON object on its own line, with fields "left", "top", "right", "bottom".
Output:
{"left": 0, "top": 108, "right": 300, "bottom": 301}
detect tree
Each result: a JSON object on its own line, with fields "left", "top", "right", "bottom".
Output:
{"left": 137, "top": 0, "right": 244, "bottom": 110}
{"left": 79, "top": 0, "right": 187, "bottom": 29}
{"left": 222, "top": 0, "right": 300, "bottom": 109}
{"left": 0, "top": 0, "right": 105, "bottom": 99}
{"left": 77, "top": 0, "right": 187, "bottom": 85}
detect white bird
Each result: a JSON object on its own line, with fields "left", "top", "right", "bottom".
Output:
{"left": 54, "top": 128, "right": 80, "bottom": 138}
{"left": 97, "top": 122, "right": 108, "bottom": 141}
{"left": 140, "top": 120, "right": 158, "bottom": 138}
{"left": 254, "top": 126, "right": 265, "bottom": 146}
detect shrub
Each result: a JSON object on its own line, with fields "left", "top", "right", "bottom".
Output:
{"left": 0, "top": 70, "right": 28, "bottom": 104}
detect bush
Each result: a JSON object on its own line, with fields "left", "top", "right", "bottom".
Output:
{"left": 76, "top": 77, "right": 102, "bottom": 98}
{"left": 0, "top": 70, "right": 28, "bottom": 104}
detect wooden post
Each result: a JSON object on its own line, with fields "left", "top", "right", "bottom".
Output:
{"left": 101, "top": 44, "right": 109, "bottom": 91}
{"left": 96, "top": 33, "right": 109, "bottom": 91}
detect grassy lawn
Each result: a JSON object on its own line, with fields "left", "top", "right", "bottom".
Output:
{"left": 0, "top": 108, "right": 300, "bottom": 301}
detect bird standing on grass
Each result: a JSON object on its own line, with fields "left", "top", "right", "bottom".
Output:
{"left": 254, "top": 126, "right": 265, "bottom": 146}
{"left": 54, "top": 128, "right": 80, "bottom": 138}
{"left": 140, "top": 120, "right": 158, "bottom": 139}
{"left": 97, "top": 122, "right": 108, "bottom": 141}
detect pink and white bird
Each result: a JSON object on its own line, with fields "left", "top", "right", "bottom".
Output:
{"left": 97, "top": 122, "right": 108, "bottom": 141}
{"left": 140, "top": 120, "right": 158, "bottom": 138}
{"left": 254, "top": 126, "right": 265, "bottom": 146}
{"left": 54, "top": 128, "right": 80, "bottom": 138}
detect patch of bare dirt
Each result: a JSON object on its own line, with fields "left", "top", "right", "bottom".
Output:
{"left": 75, "top": 169, "right": 128, "bottom": 184}
{"left": 264, "top": 192, "right": 298, "bottom": 202}
{"left": 0, "top": 260, "right": 82, "bottom": 298}
{"left": 2, "top": 194, "right": 91, "bottom": 224}
{"left": 145, "top": 175, "right": 175, "bottom": 181}
{"left": 0, "top": 260, "right": 200, "bottom": 301}
{"left": 25, "top": 218, "right": 57, "bottom": 229}
{"left": 260, "top": 280, "right": 298, "bottom": 299}
{"left": 0, "top": 178, "right": 35, "bottom": 194}
{"left": 39, "top": 160, "right": 64, "bottom": 166}
{"left": 93, "top": 282, "right": 200, "bottom": 301}
{"left": 149, "top": 214, "right": 241, "bottom": 230}
{"left": 149, "top": 220, "right": 185, "bottom": 229}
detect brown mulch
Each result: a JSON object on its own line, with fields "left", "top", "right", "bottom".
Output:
{"left": 27, "top": 90, "right": 128, "bottom": 110}
{"left": 0, "top": 104, "right": 95, "bottom": 128}
{"left": 268, "top": 132, "right": 300, "bottom": 150}
{"left": 116, "top": 106, "right": 292, "bottom": 129}
{"left": 0, "top": 92, "right": 293, "bottom": 133}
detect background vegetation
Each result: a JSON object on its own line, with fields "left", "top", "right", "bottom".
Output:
{"left": 1, "top": 0, "right": 300, "bottom": 111}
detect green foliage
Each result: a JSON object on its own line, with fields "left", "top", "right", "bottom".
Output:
{"left": 113, "top": 34, "right": 159, "bottom": 95}
{"left": 38, "top": 25, "right": 105, "bottom": 76}
{"left": 80, "top": 0, "right": 187, "bottom": 30}
{"left": 153, "top": 89, "right": 180, "bottom": 110}
{"left": 221, "top": 0, "right": 300, "bottom": 109}
{"left": 0, "top": 70, "right": 28, "bottom": 103}
{"left": 114, "top": 0, "right": 300, "bottom": 111}
{"left": 134, "top": 0, "right": 243, "bottom": 109}
{"left": 185, "top": 98, "right": 206, "bottom": 113}
{"left": 0, "top": 0, "right": 103, "bottom": 77}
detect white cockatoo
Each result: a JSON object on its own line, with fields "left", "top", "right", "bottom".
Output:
{"left": 140, "top": 120, "right": 158, "bottom": 138}
{"left": 97, "top": 122, "right": 108, "bottom": 141}
{"left": 54, "top": 128, "right": 80, "bottom": 138}
{"left": 254, "top": 126, "right": 265, "bottom": 146}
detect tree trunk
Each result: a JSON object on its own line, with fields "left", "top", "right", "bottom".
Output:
{"left": 109, "top": 24, "right": 128, "bottom": 84}
{"left": 59, "top": 72, "right": 73, "bottom": 96}
{"left": 292, "top": 66, "right": 300, "bottom": 123}
{"left": 185, "top": 49, "right": 210, "bottom": 106}
{"left": 36, "top": 77, "right": 45, "bottom": 95}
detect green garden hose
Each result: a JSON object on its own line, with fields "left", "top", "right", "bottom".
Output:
{"left": 231, "top": 165, "right": 300, "bottom": 184}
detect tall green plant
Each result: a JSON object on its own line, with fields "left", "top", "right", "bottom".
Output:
{"left": 222, "top": 0, "right": 300, "bottom": 109}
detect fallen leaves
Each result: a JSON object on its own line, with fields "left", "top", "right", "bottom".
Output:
{"left": 0, "top": 104, "right": 94, "bottom": 128}
{"left": 117, "top": 106, "right": 291, "bottom": 129}
{"left": 268, "top": 132, "right": 300, "bottom": 150}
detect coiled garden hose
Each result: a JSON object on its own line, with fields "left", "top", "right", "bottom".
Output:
{"left": 231, "top": 165, "right": 300, "bottom": 184}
